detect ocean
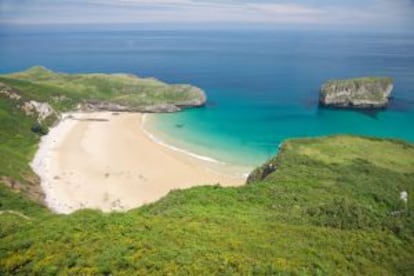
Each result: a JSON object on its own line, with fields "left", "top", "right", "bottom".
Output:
{"left": 1, "top": 26, "right": 414, "bottom": 167}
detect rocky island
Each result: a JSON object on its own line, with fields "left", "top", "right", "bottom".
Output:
{"left": 319, "top": 77, "right": 393, "bottom": 109}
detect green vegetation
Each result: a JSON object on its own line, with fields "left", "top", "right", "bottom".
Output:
{"left": 1, "top": 135, "right": 413, "bottom": 274}
{"left": 324, "top": 77, "right": 393, "bottom": 88}
{"left": 320, "top": 76, "right": 394, "bottom": 107}
{"left": 0, "top": 68, "right": 413, "bottom": 274}
{"left": 0, "top": 86, "right": 40, "bottom": 190}
{"left": 0, "top": 66, "right": 205, "bottom": 202}
{"left": 30, "top": 122, "right": 49, "bottom": 135}
{"left": 0, "top": 66, "right": 205, "bottom": 112}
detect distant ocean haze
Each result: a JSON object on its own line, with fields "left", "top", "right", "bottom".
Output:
{"left": 1, "top": 27, "right": 414, "bottom": 166}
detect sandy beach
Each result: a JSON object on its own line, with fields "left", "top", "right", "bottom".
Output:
{"left": 31, "top": 112, "right": 247, "bottom": 214}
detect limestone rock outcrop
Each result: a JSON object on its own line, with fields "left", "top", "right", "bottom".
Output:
{"left": 320, "top": 77, "right": 393, "bottom": 109}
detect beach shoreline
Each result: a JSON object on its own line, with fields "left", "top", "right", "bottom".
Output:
{"left": 31, "top": 112, "right": 248, "bottom": 214}
{"left": 141, "top": 114, "right": 225, "bottom": 165}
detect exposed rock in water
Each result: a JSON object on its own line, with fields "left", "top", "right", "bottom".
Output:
{"left": 319, "top": 77, "right": 393, "bottom": 109}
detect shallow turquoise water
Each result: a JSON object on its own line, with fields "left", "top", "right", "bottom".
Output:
{"left": 1, "top": 27, "right": 414, "bottom": 167}
{"left": 148, "top": 102, "right": 414, "bottom": 166}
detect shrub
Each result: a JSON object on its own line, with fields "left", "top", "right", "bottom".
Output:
{"left": 30, "top": 122, "right": 48, "bottom": 135}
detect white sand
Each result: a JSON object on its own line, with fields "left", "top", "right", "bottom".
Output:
{"left": 31, "top": 112, "right": 248, "bottom": 214}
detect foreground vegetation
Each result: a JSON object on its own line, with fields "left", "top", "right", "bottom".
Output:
{"left": 1, "top": 135, "right": 412, "bottom": 274}
{"left": 0, "top": 68, "right": 413, "bottom": 274}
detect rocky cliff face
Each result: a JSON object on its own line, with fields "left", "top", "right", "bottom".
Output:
{"left": 80, "top": 101, "right": 182, "bottom": 113}
{"left": 319, "top": 77, "right": 393, "bottom": 109}
{"left": 1, "top": 66, "right": 208, "bottom": 115}
{"left": 22, "top": 101, "right": 55, "bottom": 122}
{"left": 176, "top": 86, "right": 207, "bottom": 108}
{"left": 81, "top": 87, "right": 206, "bottom": 113}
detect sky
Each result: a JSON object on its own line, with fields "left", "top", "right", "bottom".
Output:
{"left": 0, "top": 0, "right": 413, "bottom": 30}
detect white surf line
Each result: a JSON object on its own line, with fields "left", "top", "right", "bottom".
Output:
{"left": 141, "top": 113, "right": 225, "bottom": 165}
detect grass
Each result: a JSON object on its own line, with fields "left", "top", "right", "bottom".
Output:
{"left": 325, "top": 77, "right": 393, "bottom": 86}
{"left": 0, "top": 66, "right": 205, "bottom": 201}
{"left": 0, "top": 90, "right": 40, "bottom": 183}
{"left": 0, "top": 68, "right": 413, "bottom": 274}
{"left": 321, "top": 77, "right": 393, "bottom": 102}
{"left": 0, "top": 66, "right": 205, "bottom": 111}
{"left": 0, "top": 135, "right": 413, "bottom": 274}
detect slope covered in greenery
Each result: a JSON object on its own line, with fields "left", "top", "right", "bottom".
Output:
{"left": 1, "top": 135, "right": 413, "bottom": 274}
{"left": 0, "top": 66, "right": 205, "bottom": 112}
{"left": 0, "top": 67, "right": 205, "bottom": 202}
{"left": 0, "top": 68, "right": 413, "bottom": 274}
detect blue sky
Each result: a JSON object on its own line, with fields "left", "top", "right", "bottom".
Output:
{"left": 1, "top": 0, "right": 413, "bottom": 30}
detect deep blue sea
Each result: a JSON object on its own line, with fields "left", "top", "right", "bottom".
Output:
{"left": 1, "top": 27, "right": 414, "bottom": 167}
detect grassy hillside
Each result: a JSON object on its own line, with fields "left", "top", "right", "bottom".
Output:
{"left": 0, "top": 67, "right": 205, "bottom": 202}
{"left": 0, "top": 68, "right": 413, "bottom": 274}
{"left": 0, "top": 66, "right": 205, "bottom": 111}
{"left": 1, "top": 135, "right": 413, "bottom": 274}
{"left": 0, "top": 83, "right": 45, "bottom": 201}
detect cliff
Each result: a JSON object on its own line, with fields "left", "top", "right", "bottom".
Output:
{"left": 319, "top": 77, "right": 393, "bottom": 109}
{"left": 0, "top": 66, "right": 206, "bottom": 114}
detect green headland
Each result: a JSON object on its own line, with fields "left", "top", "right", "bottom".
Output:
{"left": 0, "top": 66, "right": 206, "bottom": 202}
{"left": 0, "top": 66, "right": 206, "bottom": 113}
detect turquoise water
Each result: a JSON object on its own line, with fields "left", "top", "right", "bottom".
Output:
{"left": 1, "top": 27, "right": 414, "bottom": 167}
{"left": 148, "top": 98, "right": 414, "bottom": 166}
